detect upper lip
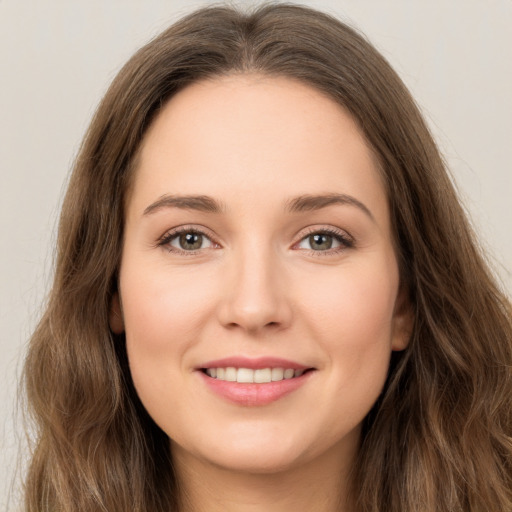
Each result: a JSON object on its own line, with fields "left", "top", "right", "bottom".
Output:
{"left": 197, "top": 356, "right": 311, "bottom": 370}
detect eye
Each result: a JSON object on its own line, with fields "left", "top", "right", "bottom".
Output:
{"left": 295, "top": 229, "right": 353, "bottom": 253}
{"left": 159, "top": 227, "right": 216, "bottom": 253}
{"left": 171, "top": 231, "right": 212, "bottom": 251}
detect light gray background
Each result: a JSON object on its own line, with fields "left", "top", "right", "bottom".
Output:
{"left": 1, "top": 0, "right": 511, "bottom": 508}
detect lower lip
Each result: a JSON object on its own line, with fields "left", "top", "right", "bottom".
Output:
{"left": 198, "top": 370, "right": 314, "bottom": 406}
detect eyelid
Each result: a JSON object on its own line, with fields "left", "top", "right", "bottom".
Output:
{"left": 156, "top": 225, "right": 221, "bottom": 254}
{"left": 156, "top": 224, "right": 354, "bottom": 256}
{"left": 292, "top": 225, "right": 355, "bottom": 255}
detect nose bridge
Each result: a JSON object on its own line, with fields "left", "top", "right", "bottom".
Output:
{"left": 217, "top": 236, "right": 291, "bottom": 333}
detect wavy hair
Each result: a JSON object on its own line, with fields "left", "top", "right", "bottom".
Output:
{"left": 23, "top": 3, "right": 512, "bottom": 511}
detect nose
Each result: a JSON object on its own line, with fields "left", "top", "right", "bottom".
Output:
{"left": 216, "top": 246, "right": 293, "bottom": 334}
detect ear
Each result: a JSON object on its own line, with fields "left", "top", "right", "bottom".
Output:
{"left": 391, "top": 287, "right": 414, "bottom": 351}
{"left": 109, "top": 291, "right": 125, "bottom": 334}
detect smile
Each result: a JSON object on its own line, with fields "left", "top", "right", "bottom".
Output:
{"left": 203, "top": 367, "right": 306, "bottom": 383}
{"left": 197, "top": 357, "right": 315, "bottom": 406}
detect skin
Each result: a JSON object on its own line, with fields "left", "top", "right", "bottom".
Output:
{"left": 110, "top": 74, "right": 412, "bottom": 512}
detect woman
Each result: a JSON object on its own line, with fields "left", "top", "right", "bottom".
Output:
{"left": 23, "top": 3, "right": 512, "bottom": 511}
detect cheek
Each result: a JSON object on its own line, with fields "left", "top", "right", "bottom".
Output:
{"left": 301, "top": 256, "right": 398, "bottom": 337}
{"left": 297, "top": 257, "right": 398, "bottom": 387}
{"left": 119, "top": 260, "right": 220, "bottom": 408}
{"left": 121, "top": 260, "right": 218, "bottom": 347}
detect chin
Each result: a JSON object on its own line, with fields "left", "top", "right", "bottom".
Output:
{"left": 204, "top": 447, "right": 305, "bottom": 475}
{"left": 172, "top": 429, "right": 311, "bottom": 475}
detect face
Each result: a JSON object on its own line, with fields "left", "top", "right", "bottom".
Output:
{"left": 111, "top": 75, "right": 411, "bottom": 475}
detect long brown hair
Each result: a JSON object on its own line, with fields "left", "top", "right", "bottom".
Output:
{"left": 23, "top": 3, "right": 512, "bottom": 511}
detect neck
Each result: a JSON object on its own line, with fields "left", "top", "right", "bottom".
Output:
{"left": 172, "top": 439, "right": 357, "bottom": 512}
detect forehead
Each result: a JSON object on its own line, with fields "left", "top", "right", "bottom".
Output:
{"left": 129, "top": 74, "right": 387, "bottom": 225}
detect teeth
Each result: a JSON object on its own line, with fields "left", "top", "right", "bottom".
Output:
{"left": 271, "top": 368, "right": 284, "bottom": 381}
{"left": 205, "top": 367, "right": 307, "bottom": 383}
{"left": 254, "top": 368, "right": 272, "bottom": 383}
{"left": 225, "top": 367, "right": 237, "bottom": 382}
{"left": 237, "top": 368, "right": 254, "bottom": 383}
{"left": 284, "top": 368, "right": 295, "bottom": 379}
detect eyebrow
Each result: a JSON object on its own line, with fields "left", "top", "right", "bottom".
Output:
{"left": 143, "top": 192, "right": 374, "bottom": 221}
{"left": 143, "top": 194, "right": 226, "bottom": 215}
{"left": 284, "top": 193, "right": 375, "bottom": 221}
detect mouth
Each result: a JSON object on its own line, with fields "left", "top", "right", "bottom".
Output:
{"left": 200, "top": 367, "right": 312, "bottom": 383}
{"left": 197, "top": 358, "right": 316, "bottom": 406}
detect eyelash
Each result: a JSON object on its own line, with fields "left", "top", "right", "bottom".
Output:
{"left": 296, "top": 226, "right": 354, "bottom": 256}
{"left": 157, "top": 226, "right": 218, "bottom": 255}
{"left": 156, "top": 225, "right": 354, "bottom": 256}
